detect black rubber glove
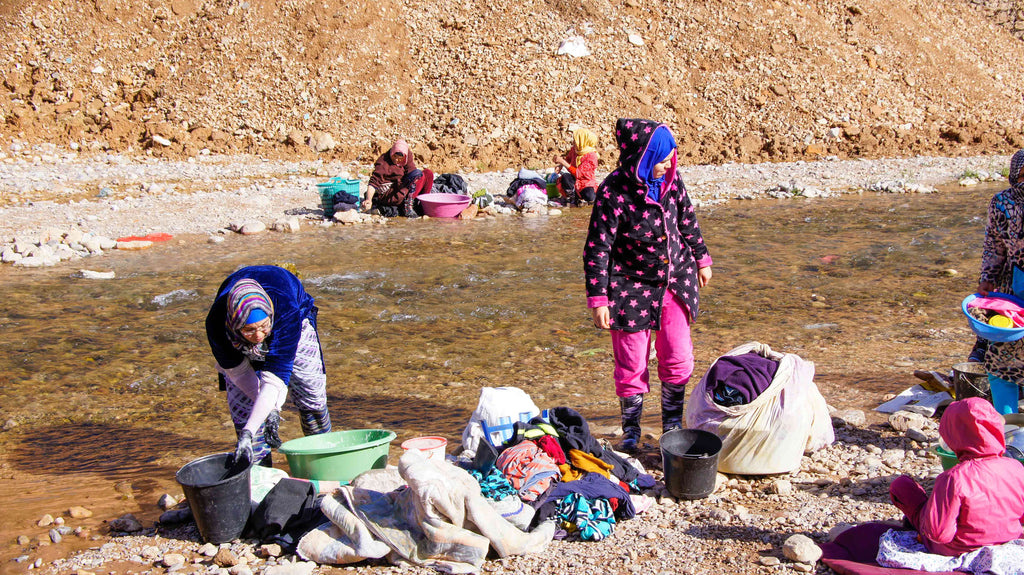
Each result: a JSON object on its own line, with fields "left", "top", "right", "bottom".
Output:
{"left": 234, "top": 429, "right": 254, "bottom": 465}
{"left": 265, "top": 410, "right": 282, "bottom": 448}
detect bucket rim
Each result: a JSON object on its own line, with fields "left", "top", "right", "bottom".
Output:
{"left": 659, "top": 428, "right": 723, "bottom": 458}
{"left": 400, "top": 436, "right": 447, "bottom": 450}
{"left": 175, "top": 452, "right": 251, "bottom": 488}
{"left": 279, "top": 429, "right": 396, "bottom": 456}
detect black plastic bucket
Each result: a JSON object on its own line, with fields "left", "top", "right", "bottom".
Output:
{"left": 952, "top": 362, "right": 991, "bottom": 401}
{"left": 175, "top": 453, "right": 251, "bottom": 543}
{"left": 660, "top": 428, "right": 722, "bottom": 500}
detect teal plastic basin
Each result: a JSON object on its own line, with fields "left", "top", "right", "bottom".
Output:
{"left": 279, "top": 429, "right": 396, "bottom": 482}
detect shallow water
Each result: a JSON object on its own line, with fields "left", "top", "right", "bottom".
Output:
{"left": 0, "top": 183, "right": 1000, "bottom": 566}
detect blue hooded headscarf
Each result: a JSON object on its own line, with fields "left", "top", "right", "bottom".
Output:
{"left": 637, "top": 126, "right": 677, "bottom": 202}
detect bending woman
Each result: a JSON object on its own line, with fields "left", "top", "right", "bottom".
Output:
{"left": 362, "top": 139, "right": 434, "bottom": 217}
{"left": 206, "top": 265, "right": 332, "bottom": 465}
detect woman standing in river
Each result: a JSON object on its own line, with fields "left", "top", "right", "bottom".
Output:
{"left": 582, "top": 119, "right": 713, "bottom": 451}
{"left": 978, "top": 149, "right": 1024, "bottom": 414}
{"left": 205, "top": 265, "right": 332, "bottom": 465}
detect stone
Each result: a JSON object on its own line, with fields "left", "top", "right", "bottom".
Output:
{"left": 198, "top": 542, "right": 218, "bottom": 556}
{"left": 333, "top": 210, "right": 362, "bottom": 224}
{"left": 458, "top": 204, "right": 478, "bottom": 219}
{"left": 239, "top": 221, "right": 266, "bottom": 235}
{"left": 68, "top": 506, "right": 93, "bottom": 519}
{"left": 759, "top": 556, "right": 781, "bottom": 566}
{"left": 258, "top": 544, "right": 282, "bottom": 558}
{"left": 108, "top": 513, "right": 143, "bottom": 532}
{"left": 3, "top": 419, "right": 17, "bottom": 431}
{"left": 889, "top": 410, "right": 927, "bottom": 432}
{"left": 16, "top": 535, "right": 29, "bottom": 546}
{"left": 228, "top": 566, "right": 252, "bottom": 575}
{"left": 161, "top": 553, "right": 186, "bottom": 568}
{"left": 157, "top": 493, "right": 177, "bottom": 510}
{"left": 141, "top": 545, "right": 161, "bottom": 559}
{"left": 782, "top": 533, "right": 823, "bottom": 564}
{"left": 63, "top": 229, "right": 84, "bottom": 244}
{"left": 906, "top": 427, "right": 933, "bottom": 443}
{"left": 115, "top": 240, "right": 154, "bottom": 250}
{"left": 271, "top": 217, "right": 300, "bottom": 233}
{"left": 82, "top": 237, "right": 103, "bottom": 253}
{"left": 828, "top": 523, "right": 854, "bottom": 541}
{"left": 37, "top": 514, "right": 54, "bottom": 527}
{"left": 831, "top": 409, "right": 866, "bottom": 427}
{"left": 1, "top": 248, "right": 23, "bottom": 263}
{"left": 77, "top": 270, "right": 115, "bottom": 279}
{"left": 771, "top": 479, "right": 794, "bottom": 496}
{"left": 263, "top": 561, "right": 316, "bottom": 575}
{"left": 49, "top": 529, "right": 62, "bottom": 543}
{"left": 97, "top": 237, "right": 117, "bottom": 250}
{"left": 208, "top": 235, "right": 226, "bottom": 244}
{"left": 159, "top": 508, "right": 192, "bottom": 524}
{"left": 308, "top": 131, "right": 336, "bottom": 152}
{"left": 215, "top": 548, "right": 240, "bottom": 567}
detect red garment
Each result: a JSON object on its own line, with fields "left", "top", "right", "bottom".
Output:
{"left": 368, "top": 148, "right": 418, "bottom": 192}
{"left": 534, "top": 435, "right": 566, "bottom": 465}
{"left": 564, "top": 149, "right": 599, "bottom": 191}
{"left": 890, "top": 397, "right": 1024, "bottom": 555}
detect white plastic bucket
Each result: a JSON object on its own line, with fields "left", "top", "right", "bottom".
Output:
{"left": 401, "top": 436, "right": 447, "bottom": 460}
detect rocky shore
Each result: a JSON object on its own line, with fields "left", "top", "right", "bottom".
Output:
{"left": 0, "top": 143, "right": 1011, "bottom": 272}
{"left": 17, "top": 409, "right": 944, "bottom": 575}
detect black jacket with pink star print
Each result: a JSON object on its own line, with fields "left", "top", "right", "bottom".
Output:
{"left": 583, "top": 118, "right": 712, "bottom": 332}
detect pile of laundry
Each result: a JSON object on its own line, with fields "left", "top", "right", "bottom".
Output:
{"left": 246, "top": 388, "right": 654, "bottom": 574}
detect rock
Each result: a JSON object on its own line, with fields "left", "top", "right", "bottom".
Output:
{"left": 141, "top": 545, "right": 161, "bottom": 560}
{"left": 793, "top": 563, "right": 813, "bottom": 572}
{"left": 828, "top": 523, "right": 854, "bottom": 541}
{"left": 308, "top": 131, "right": 336, "bottom": 152}
{"left": 458, "top": 204, "right": 478, "bottom": 219}
{"left": 239, "top": 221, "right": 266, "bottom": 235}
{"left": 215, "top": 548, "right": 240, "bottom": 567}
{"left": 770, "top": 479, "right": 794, "bottom": 496}
{"left": 152, "top": 135, "right": 173, "bottom": 147}
{"left": 198, "top": 542, "right": 218, "bottom": 556}
{"left": 333, "top": 209, "right": 362, "bottom": 224}
{"left": 77, "top": 270, "right": 115, "bottom": 279}
{"left": 49, "top": 528, "right": 62, "bottom": 543}
{"left": 888, "top": 410, "right": 927, "bottom": 432}
{"left": 14, "top": 255, "right": 56, "bottom": 267}
{"left": 159, "top": 508, "right": 192, "bottom": 524}
{"left": 831, "top": 409, "right": 866, "bottom": 427}
{"left": 97, "top": 237, "right": 117, "bottom": 250}
{"left": 229, "top": 566, "right": 252, "bottom": 575}
{"left": 208, "top": 235, "right": 226, "bottom": 244}
{"left": 759, "top": 556, "right": 781, "bottom": 566}
{"left": 906, "top": 427, "right": 933, "bottom": 443}
{"left": 258, "top": 544, "right": 282, "bottom": 558}
{"left": 37, "top": 514, "right": 54, "bottom": 527}
{"left": 2, "top": 419, "right": 17, "bottom": 431}
{"left": 115, "top": 240, "right": 154, "bottom": 250}
{"left": 157, "top": 493, "right": 177, "bottom": 510}
{"left": 782, "top": 533, "right": 822, "bottom": 563}
{"left": 161, "top": 553, "right": 186, "bottom": 568}
{"left": 263, "top": 561, "right": 316, "bottom": 575}
{"left": 2, "top": 247, "right": 23, "bottom": 263}
{"left": 16, "top": 535, "right": 29, "bottom": 546}
{"left": 108, "top": 513, "right": 143, "bottom": 532}
{"left": 68, "top": 506, "right": 93, "bottom": 519}
{"left": 271, "top": 217, "right": 300, "bottom": 233}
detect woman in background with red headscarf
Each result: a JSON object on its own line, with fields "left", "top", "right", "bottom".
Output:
{"left": 362, "top": 139, "right": 434, "bottom": 217}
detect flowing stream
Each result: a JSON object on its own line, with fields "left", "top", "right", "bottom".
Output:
{"left": 0, "top": 183, "right": 1000, "bottom": 565}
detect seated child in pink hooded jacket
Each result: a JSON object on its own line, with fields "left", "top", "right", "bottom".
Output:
{"left": 889, "top": 397, "right": 1024, "bottom": 556}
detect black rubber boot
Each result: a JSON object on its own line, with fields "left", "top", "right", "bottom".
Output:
{"left": 618, "top": 394, "right": 644, "bottom": 452}
{"left": 299, "top": 407, "right": 333, "bottom": 436}
{"left": 661, "top": 384, "right": 687, "bottom": 433}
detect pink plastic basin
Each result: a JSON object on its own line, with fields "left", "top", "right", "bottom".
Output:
{"left": 417, "top": 193, "right": 472, "bottom": 218}
{"left": 400, "top": 436, "right": 448, "bottom": 460}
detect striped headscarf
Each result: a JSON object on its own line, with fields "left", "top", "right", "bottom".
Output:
{"left": 225, "top": 279, "right": 274, "bottom": 360}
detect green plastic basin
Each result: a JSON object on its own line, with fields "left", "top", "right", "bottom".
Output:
{"left": 279, "top": 429, "right": 396, "bottom": 482}
{"left": 932, "top": 445, "right": 958, "bottom": 471}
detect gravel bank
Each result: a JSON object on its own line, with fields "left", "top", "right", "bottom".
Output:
{"left": 0, "top": 147, "right": 1011, "bottom": 247}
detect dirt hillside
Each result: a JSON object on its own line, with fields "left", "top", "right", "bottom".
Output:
{"left": 1, "top": 0, "right": 1023, "bottom": 172}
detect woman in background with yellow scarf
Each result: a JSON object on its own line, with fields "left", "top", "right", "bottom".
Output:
{"left": 552, "top": 128, "right": 600, "bottom": 206}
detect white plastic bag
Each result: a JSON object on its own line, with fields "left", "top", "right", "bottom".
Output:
{"left": 461, "top": 387, "right": 541, "bottom": 458}
{"left": 685, "top": 342, "right": 834, "bottom": 475}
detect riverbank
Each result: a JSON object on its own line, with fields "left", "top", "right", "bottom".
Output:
{"left": 0, "top": 148, "right": 1011, "bottom": 264}
{"left": 0, "top": 151, "right": 1011, "bottom": 575}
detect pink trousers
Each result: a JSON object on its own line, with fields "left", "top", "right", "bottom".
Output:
{"left": 610, "top": 290, "right": 694, "bottom": 397}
